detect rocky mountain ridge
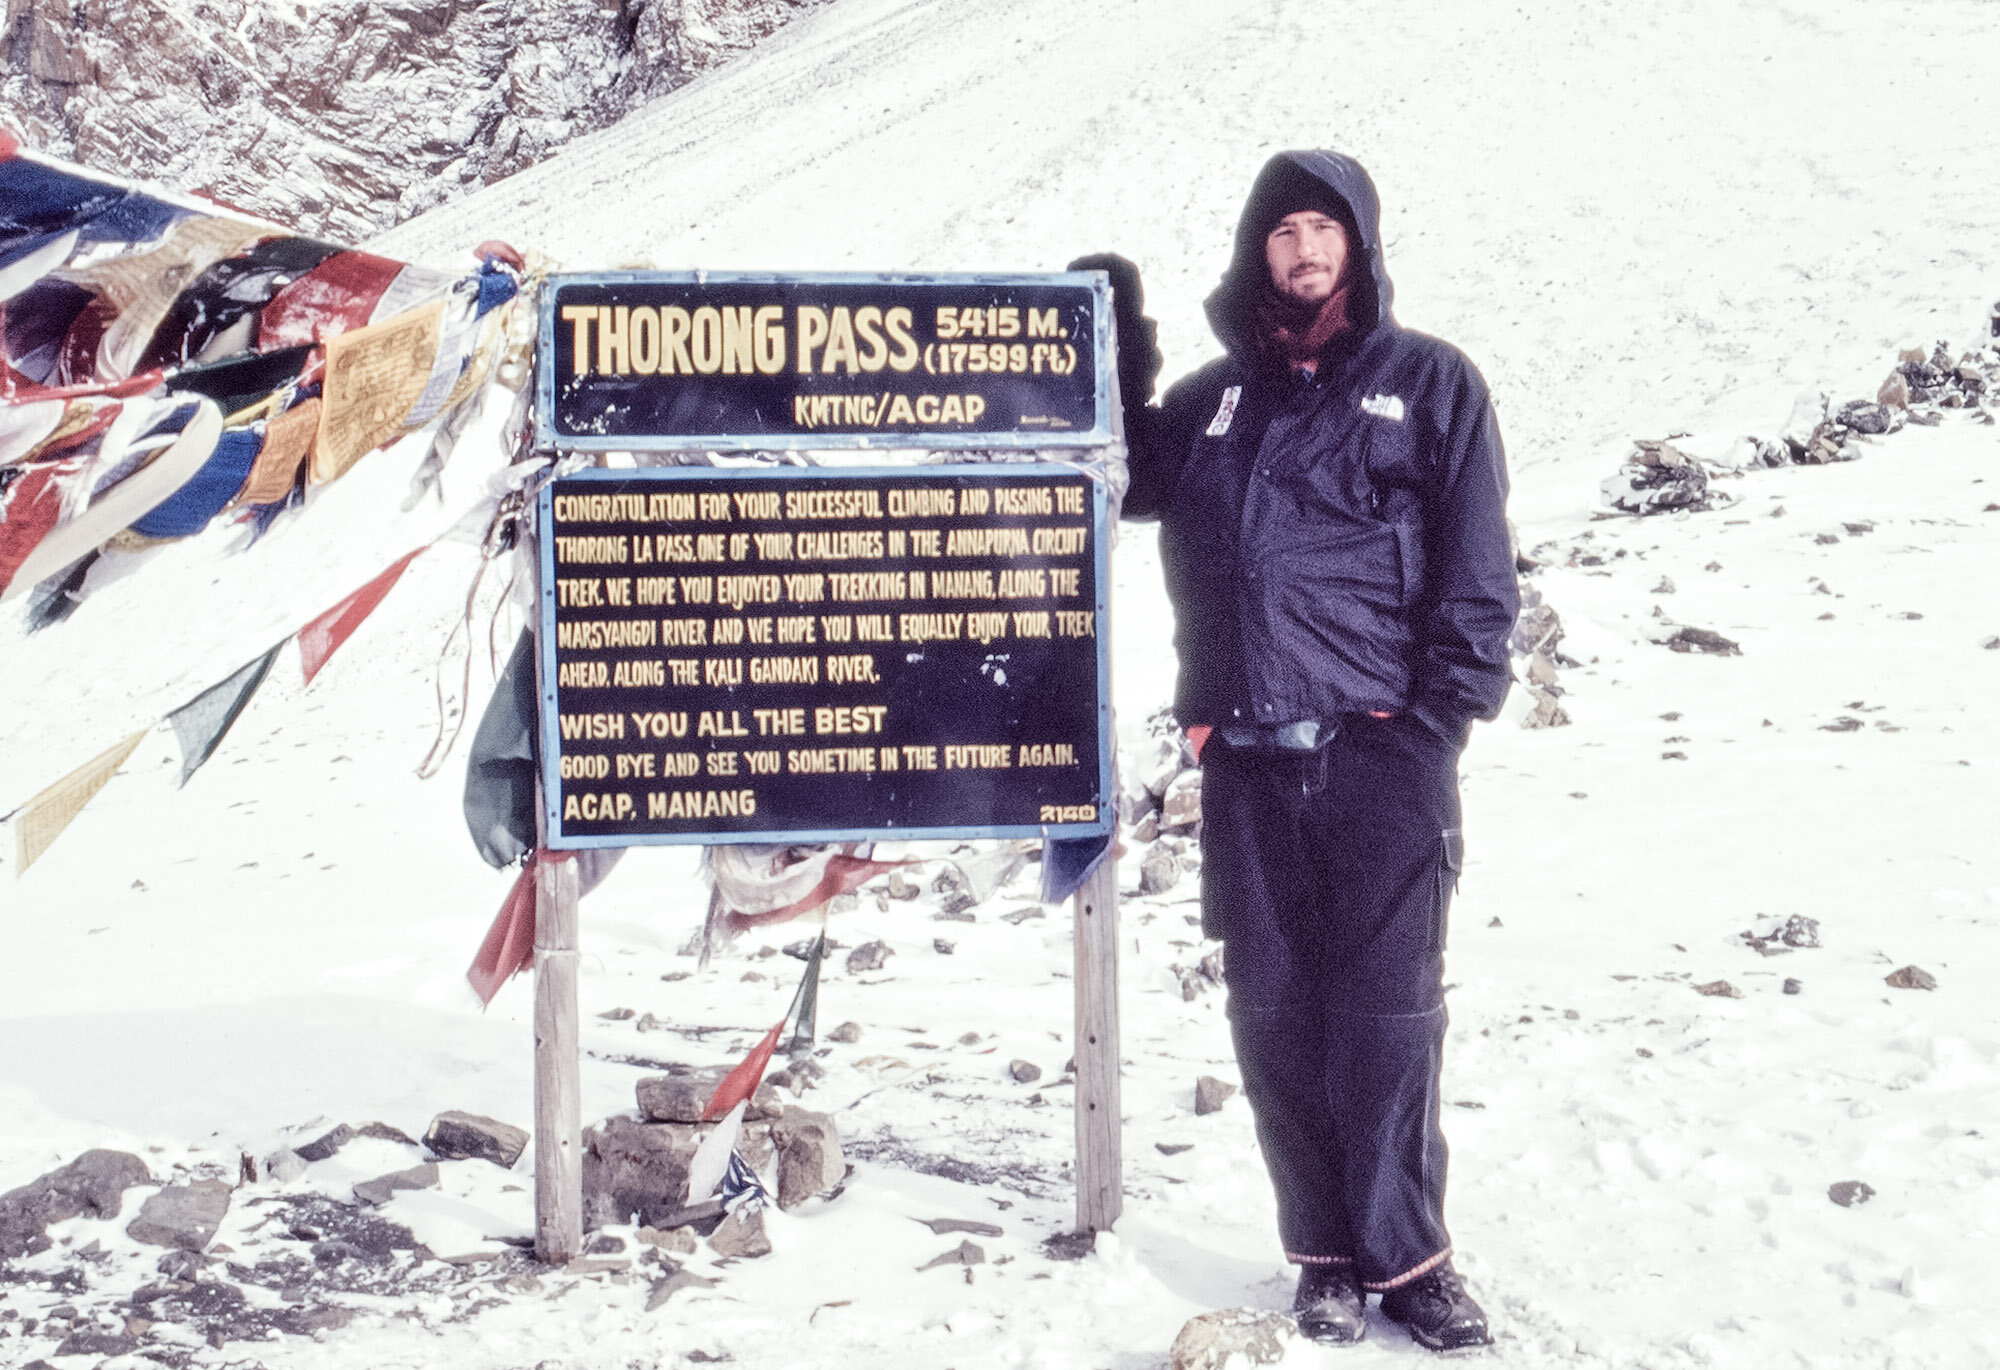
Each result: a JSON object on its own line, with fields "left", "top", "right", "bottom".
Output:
{"left": 2, "top": 0, "right": 829, "bottom": 241}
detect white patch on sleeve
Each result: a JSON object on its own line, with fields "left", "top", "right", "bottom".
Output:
{"left": 1361, "top": 392, "right": 1406, "bottom": 422}
{"left": 1205, "top": 385, "right": 1243, "bottom": 436}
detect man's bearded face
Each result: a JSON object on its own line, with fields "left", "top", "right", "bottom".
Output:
{"left": 1265, "top": 211, "right": 1350, "bottom": 305}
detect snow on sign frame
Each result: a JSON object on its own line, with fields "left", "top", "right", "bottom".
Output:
{"left": 535, "top": 271, "right": 1113, "bottom": 450}
{"left": 535, "top": 465, "right": 1114, "bottom": 848}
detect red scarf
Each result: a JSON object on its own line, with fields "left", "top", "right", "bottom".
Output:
{"left": 1259, "top": 277, "right": 1356, "bottom": 370}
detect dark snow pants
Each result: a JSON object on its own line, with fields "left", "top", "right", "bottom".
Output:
{"left": 1198, "top": 713, "right": 1464, "bottom": 1291}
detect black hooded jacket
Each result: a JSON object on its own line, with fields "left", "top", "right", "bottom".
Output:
{"left": 1122, "top": 151, "right": 1517, "bottom": 745}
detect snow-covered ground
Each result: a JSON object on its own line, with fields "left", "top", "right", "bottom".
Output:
{"left": 5, "top": 0, "right": 1999, "bottom": 1367}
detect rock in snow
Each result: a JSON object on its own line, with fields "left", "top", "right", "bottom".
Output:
{"left": 125, "top": 1181, "right": 231, "bottom": 1251}
{"left": 845, "top": 940, "right": 895, "bottom": 974}
{"left": 1170, "top": 1308, "right": 1299, "bottom": 1370}
{"left": 771, "top": 1107, "right": 845, "bottom": 1210}
{"left": 1194, "top": 1076, "right": 1238, "bottom": 1115}
{"left": 1828, "top": 1180, "right": 1876, "bottom": 1208}
{"left": 423, "top": 1111, "right": 529, "bottom": 1168}
{"left": 0, "top": 1149, "right": 151, "bottom": 1258}
{"left": 707, "top": 1206, "right": 772, "bottom": 1259}
{"left": 352, "top": 1163, "right": 440, "bottom": 1207}
{"left": 293, "top": 1123, "right": 356, "bottom": 1163}
{"left": 1885, "top": 965, "right": 1938, "bottom": 991}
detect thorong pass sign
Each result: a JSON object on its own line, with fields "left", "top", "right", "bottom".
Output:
{"left": 536, "top": 272, "right": 1112, "bottom": 450}
{"left": 536, "top": 466, "right": 1113, "bottom": 847}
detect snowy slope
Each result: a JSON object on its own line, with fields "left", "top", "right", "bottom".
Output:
{"left": 4, "top": 1, "right": 2000, "bottom": 1367}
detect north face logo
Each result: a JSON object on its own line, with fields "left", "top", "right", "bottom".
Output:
{"left": 1361, "top": 393, "right": 1406, "bottom": 422}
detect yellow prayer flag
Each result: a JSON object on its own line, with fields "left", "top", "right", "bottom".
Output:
{"left": 313, "top": 301, "right": 444, "bottom": 485}
{"left": 13, "top": 730, "right": 149, "bottom": 877}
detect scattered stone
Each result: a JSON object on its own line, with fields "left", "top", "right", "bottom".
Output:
{"left": 771, "top": 1107, "right": 844, "bottom": 1209}
{"left": 636, "top": 1013, "right": 664, "bottom": 1032}
{"left": 155, "top": 1250, "right": 207, "bottom": 1280}
{"left": 598, "top": 1007, "right": 636, "bottom": 1021}
{"left": 1139, "top": 848, "right": 1181, "bottom": 896}
{"left": 1194, "top": 1076, "right": 1237, "bottom": 1115}
{"left": 707, "top": 1206, "right": 771, "bottom": 1259}
{"left": 933, "top": 938, "right": 956, "bottom": 955}
{"left": 829, "top": 1021, "right": 862, "bottom": 1044}
{"left": 1131, "top": 810, "right": 1161, "bottom": 844}
{"left": 845, "top": 940, "right": 894, "bottom": 974}
{"left": 1170, "top": 1307, "right": 1299, "bottom": 1370}
{"left": 1199, "top": 947, "right": 1225, "bottom": 984}
{"left": 1783, "top": 978, "right": 1803, "bottom": 995}
{"left": 1652, "top": 575, "right": 1676, "bottom": 594}
{"left": 917, "top": 1217, "right": 1003, "bottom": 1237}
{"left": 645, "top": 1269, "right": 718, "bottom": 1309}
{"left": 1042, "top": 1229, "right": 1095, "bottom": 1261}
{"left": 581, "top": 1117, "right": 704, "bottom": 1229}
{"left": 1819, "top": 716, "right": 1863, "bottom": 733}
{"left": 53, "top": 1331, "right": 137, "bottom": 1358}
{"left": 424, "top": 1111, "right": 529, "bottom": 1168}
{"left": 1885, "top": 965, "right": 1937, "bottom": 991}
{"left": 1828, "top": 1180, "right": 1876, "bottom": 1208}
{"left": 886, "top": 871, "right": 921, "bottom": 901}
{"left": 1156, "top": 1142, "right": 1194, "bottom": 1156}
{"left": 1661, "top": 626, "right": 1741, "bottom": 656}
{"left": 352, "top": 1163, "right": 439, "bottom": 1207}
{"left": 293, "top": 1123, "right": 356, "bottom": 1163}
{"left": 1693, "top": 980, "right": 1743, "bottom": 999}
{"left": 126, "top": 1181, "right": 231, "bottom": 1252}
{"left": 917, "top": 1238, "right": 985, "bottom": 1271}
{"left": 1601, "top": 440, "right": 1716, "bottom": 514}
{"left": 1521, "top": 686, "right": 1571, "bottom": 728}
{"left": 0, "top": 1149, "right": 151, "bottom": 1259}
{"left": 1983, "top": 637, "right": 2000, "bottom": 650}
{"left": 637, "top": 1224, "right": 699, "bottom": 1255}
{"left": 999, "top": 907, "right": 1045, "bottom": 924}
{"left": 1160, "top": 772, "right": 1203, "bottom": 833}
{"left": 1780, "top": 915, "right": 1821, "bottom": 948}
{"left": 1836, "top": 400, "right": 1892, "bottom": 434}
{"left": 356, "top": 1121, "right": 418, "bottom": 1146}
{"left": 637, "top": 1072, "right": 784, "bottom": 1125}
{"left": 1009, "top": 1059, "right": 1043, "bottom": 1084}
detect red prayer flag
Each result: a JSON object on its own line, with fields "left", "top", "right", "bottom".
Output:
{"left": 1185, "top": 724, "right": 1213, "bottom": 764}
{"left": 701, "top": 1020, "right": 787, "bottom": 1122}
{"left": 298, "top": 546, "right": 424, "bottom": 685}
{"left": 467, "top": 856, "right": 539, "bottom": 1007}
{"left": 0, "top": 463, "right": 67, "bottom": 598}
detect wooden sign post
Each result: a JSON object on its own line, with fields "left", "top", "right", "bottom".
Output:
{"left": 527, "top": 270, "right": 1128, "bottom": 1259}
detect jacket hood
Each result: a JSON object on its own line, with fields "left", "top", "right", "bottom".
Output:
{"left": 1205, "top": 150, "right": 1395, "bottom": 360}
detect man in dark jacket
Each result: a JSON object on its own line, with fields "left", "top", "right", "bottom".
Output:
{"left": 1077, "top": 150, "right": 1515, "bottom": 1352}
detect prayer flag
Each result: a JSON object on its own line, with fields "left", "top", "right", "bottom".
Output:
{"left": 685, "top": 1100, "right": 747, "bottom": 1206}
{"left": 784, "top": 933, "right": 823, "bottom": 1055}
{"left": 701, "top": 1020, "right": 786, "bottom": 1123}
{"left": 466, "top": 855, "right": 540, "bottom": 1006}
{"left": 312, "top": 300, "right": 443, "bottom": 484}
{"left": 13, "top": 729, "right": 147, "bottom": 875}
{"left": 297, "top": 545, "right": 425, "bottom": 686}
{"left": 166, "top": 641, "right": 282, "bottom": 787}
{"left": 230, "top": 397, "right": 318, "bottom": 508}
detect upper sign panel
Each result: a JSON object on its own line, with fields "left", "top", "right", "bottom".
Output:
{"left": 537, "top": 272, "right": 1112, "bottom": 450}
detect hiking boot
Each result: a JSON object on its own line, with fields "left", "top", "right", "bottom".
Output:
{"left": 1292, "top": 1263, "right": 1366, "bottom": 1345}
{"left": 1379, "top": 1262, "right": 1492, "bottom": 1353}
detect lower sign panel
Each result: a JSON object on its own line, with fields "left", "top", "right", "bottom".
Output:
{"left": 538, "top": 465, "right": 1112, "bottom": 846}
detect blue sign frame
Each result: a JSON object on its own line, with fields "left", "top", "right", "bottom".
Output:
{"left": 536, "top": 270, "right": 1114, "bottom": 452}
{"left": 537, "top": 463, "right": 1114, "bottom": 847}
